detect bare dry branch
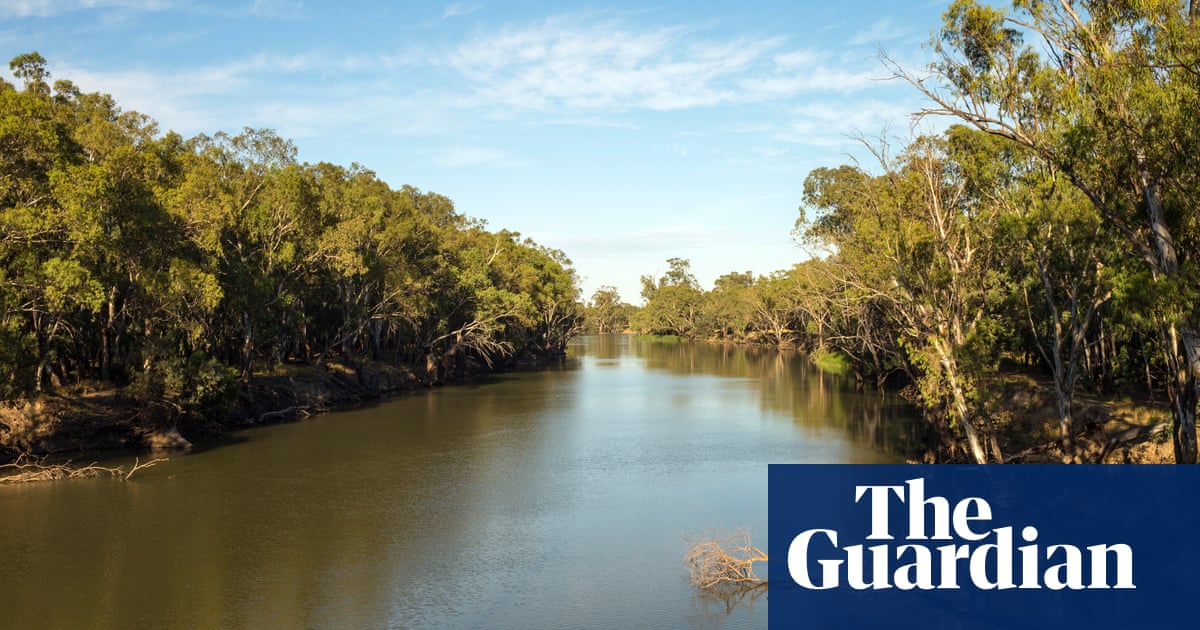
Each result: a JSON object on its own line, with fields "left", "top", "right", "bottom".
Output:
{"left": 124, "top": 456, "right": 168, "bottom": 480}
{"left": 0, "top": 453, "right": 169, "bottom": 485}
{"left": 684, "top": 529, "right": 768, "bottom": 590}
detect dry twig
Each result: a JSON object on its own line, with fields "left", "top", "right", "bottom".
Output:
{"left": 0, "top": 453, "right": 169, "bottom": 485}
{"left": 684, "top": 529, "right": 769, "bottom": 590}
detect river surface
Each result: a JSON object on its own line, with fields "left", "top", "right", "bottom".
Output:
{"left": 0, "top": 335, "right": 920, "bottom": 629}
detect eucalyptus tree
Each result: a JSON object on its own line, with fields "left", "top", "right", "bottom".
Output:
{"left": 896, "top": 0, "right": 1200, "bottom": 461}
{"left": 167, "top": 128, "right": 318, "bottom": 379}
{"left": 800, "top": 134, "right": 1010, "bottom": 463}
{"left": 634, "top": 258, "right": 706, "bottom": 339}
{"left": 0, "top": 52, "right": 587, "bottom": 429}
{"left": 707, "top": 271, "right": 755, "bottom": 341}
{"left": 748, "top": 270, "right": 802, "bottom": 347}
{"left": 979, "top": 141, "right": 1118, "bottom": 459}
{"left": 586, "top": 286, "right": 634, "bottom": 334}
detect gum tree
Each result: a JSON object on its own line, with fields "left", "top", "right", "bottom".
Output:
{"left": 894, "top": 0, "right": 1200, "bottom": 462}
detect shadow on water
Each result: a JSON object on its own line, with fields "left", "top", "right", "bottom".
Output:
{"left": 686, "top": 581, "right": 768, "bottom": 630}
{"left": 0, "top": 334, "right": 922, "bottom": 629}
{"left": 620, "top": 335, "right": 923, "bottom": 461}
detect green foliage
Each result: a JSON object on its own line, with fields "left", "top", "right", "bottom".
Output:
{"left": 810, "top": 349, "right": 852, "bottom": 376}
{"left": 634, "top": 258, "right": 700, "bottom": 338}
{"left": 583, "top": 286, "right": 636, "bottom": 334}
{"left": 634, "top": 334, "right": 682, "bottom": 344}
{"left": 0, "top": 52, "right": 582, "bottom": 412}
{"left": 131, "top": 351, "right": 239, "bottom": 420}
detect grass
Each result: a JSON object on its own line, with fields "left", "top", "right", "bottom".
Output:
{"left": 810, "top": 348, "right": 853, "bottom": 375}
{"left": 635, "top": 334, "right": 683, "bottom": 344}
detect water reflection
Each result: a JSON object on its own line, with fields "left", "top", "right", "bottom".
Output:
{"left": 0, "top": 335, "right": 920, "bottom": 629}
{"left": 687, "top": 582, "right": 767, "bottom": 630}
{"left": 626, "top": 336, "right": 921, "bottom": 460}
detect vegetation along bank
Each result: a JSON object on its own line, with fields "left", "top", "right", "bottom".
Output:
{"left": 582, "top": 2, "right": 1200, "bottom": 464}
{"left": 0, "top": 53, "right": 581, "bottom": 461}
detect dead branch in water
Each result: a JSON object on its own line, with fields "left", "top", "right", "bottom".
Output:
{"left": 684, "top": 529, "right": 768, "bottom": 590}
{"left": 0, "top": 453, "right": 169, "bottom": 485}
{"left": 124, "top": 456, "right": 166, "bottom": 480}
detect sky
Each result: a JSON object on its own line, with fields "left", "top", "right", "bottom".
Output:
{"left": 1, "top": 0, "right": 952, "bottom": 303}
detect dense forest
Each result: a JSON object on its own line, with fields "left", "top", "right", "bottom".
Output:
{"left": 599, "top": 1, "right": 1200, "bottom": 464}
{"left": 0, "top": 53, "right": 581, "bottom": 450}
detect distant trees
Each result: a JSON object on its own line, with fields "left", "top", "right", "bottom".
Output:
{"left": 582, "top": 286, "right": 636, "bottom": 334}
{"left": 0, "top": 53, "right": 581, "bottom": 418}
{"left": 633, "top": 258, "right": 706, "bottom": 339}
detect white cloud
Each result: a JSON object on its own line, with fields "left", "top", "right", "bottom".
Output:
{"left": 23, "top": 10, "right": 922, "bottom": 164}
{"left": 444, "top": 16, "right": 874, "bottom": 115}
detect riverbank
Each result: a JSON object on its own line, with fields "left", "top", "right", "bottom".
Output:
{"left": 0, "top": 351, "right": 565, "bottom": 465}
{"left": 791, "top": 347, "right": 1177, "bottom": 464}
{"left": 940, "top": 374, "right": 1176, "bottom": 464}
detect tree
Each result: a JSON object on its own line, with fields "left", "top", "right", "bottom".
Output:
{"left": 587, "top": 286, "right": 634, "bottom": 334}
{"left": 707, "top": 272, "right": 755, "bottom": 341}
{"left": 800, "top": 134, "right": 1009, "bottom": 463}
{"left": 634, "top": 258, "right": 705, "bottom": 339}
{"left": 9, "top": 52, "right": 49, "bottom": 96}
{"left": 0, "top": 52, "right": 585, "bottom": 438}
{"left": 895, "top": 0, "right": 1200, "bottom": 462}
{"left": 990, "top": 150, "right": 1117, "bottom": 460}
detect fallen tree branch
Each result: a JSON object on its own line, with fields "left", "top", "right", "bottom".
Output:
{"left": 0, "top": 453, "right": 169, "bottom": 485}
{"left": 125, "top": 456, "right": 167, "bottom": 480}
{"left": 684, "top": 529, "right": 768, "bottom": 590}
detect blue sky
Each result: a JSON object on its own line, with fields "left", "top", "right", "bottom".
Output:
{"left": 2, "top": 0, "right": 951, "bottom": 303}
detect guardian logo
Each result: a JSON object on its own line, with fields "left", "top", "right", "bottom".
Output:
{"left": 787, "top": 478, "right": 1134, "bottom": 591}
{"left": 767, "top": 465, "right": 1200, "bottom": 630}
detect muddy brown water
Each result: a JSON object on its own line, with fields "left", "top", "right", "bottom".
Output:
{"left": 0, "top": 335, "right": 920, "bottom": 628}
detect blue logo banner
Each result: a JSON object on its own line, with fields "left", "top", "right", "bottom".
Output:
{"left": 768, "top": 465, "right": 1200, "bottom": 629}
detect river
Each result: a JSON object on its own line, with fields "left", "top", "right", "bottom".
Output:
{"left": 0, "top": 335, "right": 920, "bottom": 629}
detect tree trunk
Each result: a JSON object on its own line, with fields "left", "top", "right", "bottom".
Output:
{"left": 938, "top": 345, "right": 987, "bottom": 464}
{"left": 1055, "top": 382, "right": 1077, "bottom": 462}
{"left": 101, "top": 287, "right": 117, "bottom": 382}
{"left": 241, "top": 310, "right": 254, "bottom": 382}
{"left": 1172, "top": 325, "right": 1200, "bottom": 463}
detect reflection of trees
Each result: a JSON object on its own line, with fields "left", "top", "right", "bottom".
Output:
{"left": 582, "top": 333, "right": 627, "bottom": 360}
{"left": 626, "top": 337, "right": 924, "bottom": 459}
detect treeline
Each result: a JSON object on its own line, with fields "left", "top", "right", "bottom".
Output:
{"left": 616, "top": 1, "right": 1200, "bottom": 464}
{"left": 0, "top": 53, "right": 581, "bottom": 423}
{"left": 581, "top": 258, "right": 821, "bottom": 347}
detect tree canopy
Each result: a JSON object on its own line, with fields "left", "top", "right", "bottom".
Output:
{"left": 0, "top": 53, "right": 581, "bottom": 427}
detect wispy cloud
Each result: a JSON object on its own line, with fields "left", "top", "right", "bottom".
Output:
{"left": 442, "top": 2, "right": 480, "bottom": 19}
{"left": 29, "top": 10, "right": 916, "bottom": 160}
{"left": 444, "top": 15, "right": 875, "bottom": 115}
{"left": 753, "top": 146, "right": 789, "bottom": 159}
